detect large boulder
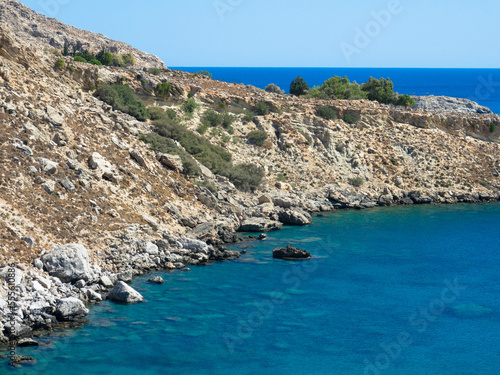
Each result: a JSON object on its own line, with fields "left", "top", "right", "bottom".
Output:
{"left": 38, "top": 157, "right": 59, "bottom": 175}
{"left": 239, "top": 218, "right": 282, "bottom": 232}
{"left": 55, "top": 297, "right": 89, "bottom": 321}
{"left": 88, "top": 152, "right": 120, "bottom": 183}
{"left": 157, "top": 153, "right": 183, "bottom": 173}
{"left": 182, "top": 238, "right": 209, "bottom": 254}
{"left": 273, "top": 245, "right": 312, "bottom": 260}
{"left": 107, "top": 281, "right": 144, "bottom": 304}
{"left": 41, "top": 244, "right": 93, "bottom": 283}
{"left": 278, "top": 208, "right": 312, "bottom": 226}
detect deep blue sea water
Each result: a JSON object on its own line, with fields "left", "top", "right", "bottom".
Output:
{"left": 173, "top": 67, "right": 500, "bottom": 114}
{"left": 3, "top": 203, "right": 500, "bottom": 374}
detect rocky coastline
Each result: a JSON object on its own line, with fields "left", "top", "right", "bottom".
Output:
{"left": 0, "top": 0, "right": 500, "bottom": 362}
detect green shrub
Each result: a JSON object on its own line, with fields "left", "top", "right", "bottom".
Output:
{"left": 75, "top": 50, "right": 96, "bottom": 62}
{"left": 122, "top": 53, "right": 136, "bottom": 66}
{"left": 265, "top": 83, "right": 284, "bottom": 94}
{"left": 490, "top": 123, "right": 496, "bottom": 133}
{"left": 396, "top": 94, "right": 416, "bottom": 107}
{"left": 55, "top": 58, "right": 65, "bottom": 70}
{"left": 342, "top": 113, "right": 357, "bottom": 124}
{"left": 112, "top": 54, "right": 125, "bottom": 67}
{"left": 67, "top": 66, "right": 75, "bottom": 73}
{"left": 197, "top": 124, "right": 209, "bottom": 134}
{"left": 96, "top": 50, "right": 114, "bottom": 66}
{"left": 73, "top": 56, "right": 87, "bottom": 63}
{"left": 95, "top": 83, "right": 149, "bottom": 121}
{"left": 254, "top": 101, "right": 270, "bottom": 116}
{"left": 148, "top": 106, "right": 168, "bottom": 121}
{"left": 151, "top": 117, "right": 263, "bottom": 190}
{"left": 243, "top": 110, "right": 255, "bottom": 123}
{"left": 319, "top": 76, "right": 363, "bottom": 99}
{"left": 306, "top": 86, "right": 330, "bottom": 100}
{"left": 247, "top": 130, "right": 268, "bottom": 146}
{"left": 220, "top": 112, "right": 236, "bottom": 129}
{"left": 166, "top": 109, "right": 177, "bottom": 120}
{"left": 228, "top": 163, "right": 265, "bottom": 192}
{"left": 348, "top": 177, "right": 364, "bottom": 187}
{"left": 201, "top": 110, "right": 221, "bottom": 127}
{"left": 317, "top": 105, "right": 337, "bottom": 120}
{"left": 89, "top": 59, "right": 102, "bottom": 66}
{"left": 182, "top": 98, "right": 199, "bottom": 114}
{"left": 156, "top": 82, "right": 172, "bottom": 97}
{"left": 139, "top": 132, "right": 201, "bottom": 176}
{"left": 148, "top": 68, "right": 162, "bottom": 76}
{"left": 290, "top": 76, "right": 309, "bottom": 96}
{"left": 361, "top": 77, "right": 396, "bottom": 104}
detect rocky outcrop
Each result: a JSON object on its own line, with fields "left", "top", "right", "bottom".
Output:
{"left": 148, "top": 276, "right": 164, "bottom": 284}
{"left": 107, "top": 281, "right": 144, "bottom": 304}
{"left": 278, "top": 208, "right": 312, "bottom": 226}
{"left": 273, "top": 245, "right": 312, "bottom": 260}
{"left": 412, "top": 95, "right": 492, "bottom": 114}
{"left": 239, "top": 218, "right": 283, "bottom": 232}
{"left": 41, "top": 244, "right": 94, "bottom": 283}
{"left": 0, "top": 0, "right": 165, "bottom": 68}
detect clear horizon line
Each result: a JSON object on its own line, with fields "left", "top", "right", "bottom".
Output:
{"left": 168, "top": 66, "right": 500, "bottom": 69}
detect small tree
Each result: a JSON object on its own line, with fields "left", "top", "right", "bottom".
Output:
{"left": 396, "top": 94, "right": 416, "bottom": 107}
{"left": 96, "top": 50, "right": 114, "bottom": 66}
{"left": 156, "top": 82, "right": 172, "bottom": 97}
{"left": 247, "top": 130, "right": 268, "bottom": 146}
{"left": 265, "top": 83, "right": 284, "bottom": 95}
{"left": 317, "top": 105, "right": 337, "bottom": 120}
{"left": 361, "top": 77, "right": 396, "bottom": 104}
{"left": 290, "top": 76, "right": 309, "bottom": 96}
{"left": 182, "top": 98, "right": 199, "bottom": 114}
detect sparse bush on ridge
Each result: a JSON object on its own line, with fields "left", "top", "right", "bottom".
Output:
{"left": 182, "top": 98, "right": 199, "bottom": 114}
{"left": 55, "top": 58, "right": 65, "bottom": 70}
{"left": 342, "top": 113, "right": 357, "bottom": 124}
{"left": 265, "top": 83, "right": 284, "bottom": 95}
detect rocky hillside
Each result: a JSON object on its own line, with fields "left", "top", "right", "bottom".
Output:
{"left": 0, "top": 1, "right": 499, "bottom": 353}
{"left": 0, "top": 0, "right": 165, "bottom": 68}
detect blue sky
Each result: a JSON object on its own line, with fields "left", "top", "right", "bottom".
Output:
{"left": 18, "top": 0, "right": 500, "bottom": 68}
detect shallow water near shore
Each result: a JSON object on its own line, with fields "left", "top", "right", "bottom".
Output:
{"left": 3, "top": 203, "right": 500, "bottom": 374}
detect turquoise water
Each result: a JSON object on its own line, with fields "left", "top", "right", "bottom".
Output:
{"left": 173, "top": 67, "right": 500, "bottom": 114}
{"left": 3, "top": 204, "right": 500, "bottom": 374}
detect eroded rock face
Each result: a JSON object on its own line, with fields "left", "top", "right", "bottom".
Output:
{"left": 278, "top": 208, "right": 312, "bottom": 226}
{"left": 412, "top": 96, "right": 492, "bottom": 114}
{"left": 107, "top": 281, "right": 144, "bottom": 304}
{"left": 41, "top": 244, "right": 94, "bottom": 283}
{"left": 273, "top": 245, "right": 312, "bottom": 260}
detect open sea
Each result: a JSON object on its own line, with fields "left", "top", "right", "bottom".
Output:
{"left": 3, "top": 203, "right": 500, "bottom": 374}
{"left": 173, "top": 67, "right": 500, "bottom": 114}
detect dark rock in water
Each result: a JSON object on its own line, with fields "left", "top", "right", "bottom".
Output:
{"left": 258, "top": 234, "right": 267, "bottom": 240}
{"left": 273, "top": 245, "right": 312, "bottom": 260}
{"left": 108, "top": 281, "right": 144, "bottom": 304}
{"left": 9, "top": 355, "right": 35, "bottom": 366}
{"left": 17, "top": 338, "right": 39, "bottom": 347}
{"left": 148, "top": 276, "right": 164, "bottom": 284}
{"left": 240, "top": 250, "right": 247, "bottom": 254}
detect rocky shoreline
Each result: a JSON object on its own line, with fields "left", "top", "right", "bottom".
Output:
{"left": 1, "top": 189, "right": 499, "bottom": 355}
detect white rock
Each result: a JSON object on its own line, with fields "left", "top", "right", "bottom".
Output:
{"left": 107, "top": 281, "right": 144, "bottom": 304}
{"left": 55, "top": 297, "right": 89, "bottom": 321}
{"left": 41, "top": 244, "right": 94, "bottom": 283}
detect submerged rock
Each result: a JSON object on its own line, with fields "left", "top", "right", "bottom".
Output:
{"left": 273, "top": 245, "right": 312, "bottom": 260}
{"left": 108, "top": 281, "right": 144, "bottom": 304}
{"left": 148, "top": 276, "right": 164, "bottom": 284}
{"left": 450, "top": 303, "right": 493, "bottom": 318}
